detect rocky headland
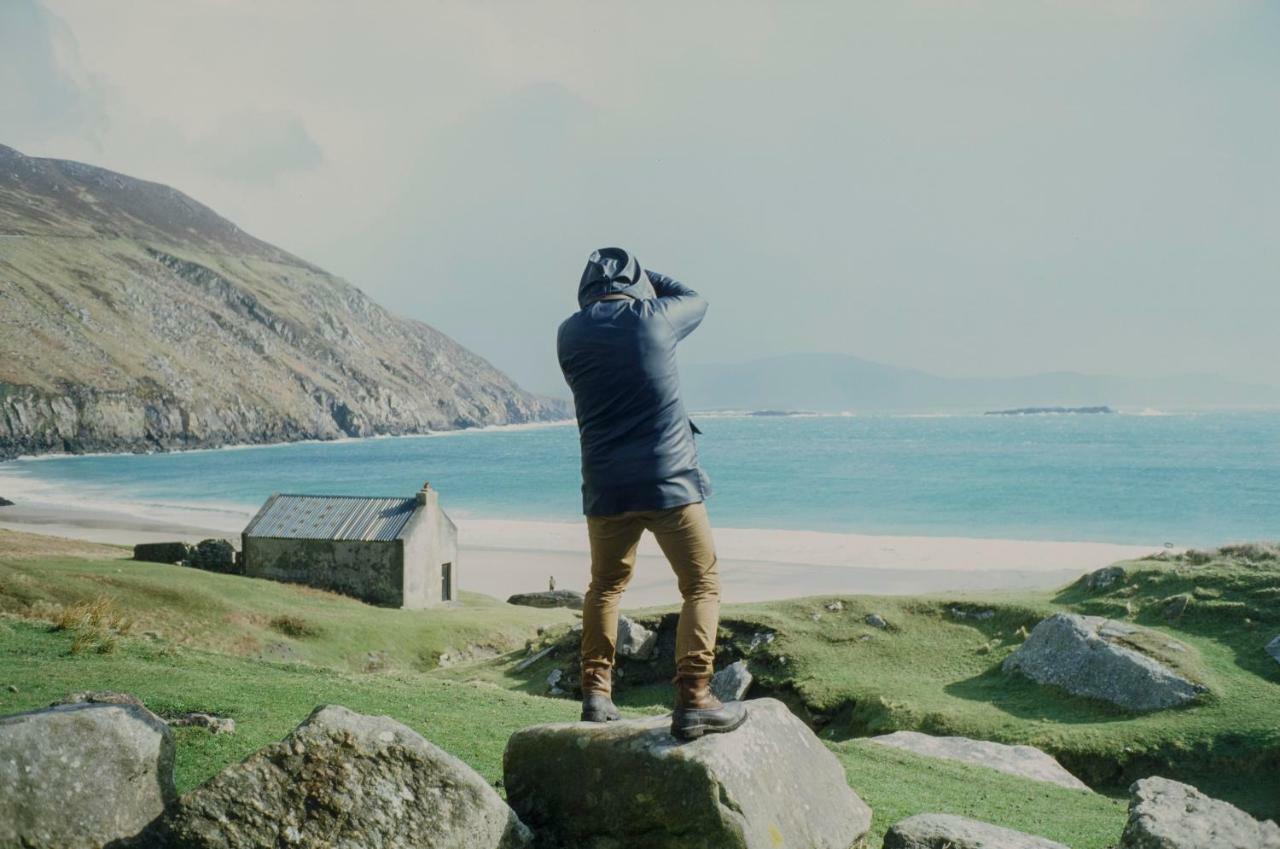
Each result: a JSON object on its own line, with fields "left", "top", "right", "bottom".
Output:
{"left": 0, "top": 145, "right": 567, "bottom": 461}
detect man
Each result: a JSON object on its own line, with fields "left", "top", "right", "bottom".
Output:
{"left": 557, "top": 246, "right": 747, "bottom": 741}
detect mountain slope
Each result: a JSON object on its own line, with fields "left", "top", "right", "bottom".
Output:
{"left": 682, "top": 353, "right": 1278, "bottom": 412}
{"left": 0, "top": 144, "right": 566, "bottom": 459}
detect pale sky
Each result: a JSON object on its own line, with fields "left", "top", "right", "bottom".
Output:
{"left": 5, "top": 0, "right": 1278, "bottom": 395}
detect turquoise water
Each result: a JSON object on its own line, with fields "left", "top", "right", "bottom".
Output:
{"left": 3, "top": 412, "right": 1278, "bottom": 547}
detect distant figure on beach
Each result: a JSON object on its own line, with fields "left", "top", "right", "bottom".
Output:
{"left": 557, "top": 247, "right": 746, "bottom": 740}
{"left": 548, "top": 575, "right": 556, "bottom": 591}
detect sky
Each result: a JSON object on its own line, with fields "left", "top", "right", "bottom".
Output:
{"left": 4, "top": 0, "right": 1279, "bottom": 396}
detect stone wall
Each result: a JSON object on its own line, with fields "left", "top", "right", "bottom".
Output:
{"left": 242, "top": 537, "right": 404, "bottom": 607}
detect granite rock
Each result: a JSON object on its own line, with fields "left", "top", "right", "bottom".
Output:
{"left": 503, "top": 698, "right": 871, "bottom": 849}
{"left": 0, "top": 702, "right": 175, "bottom": 849}
{"left": 1003, "top": 613, "right": 1205, "bottom": 711}
{"left": 869, "top": 731, "right": 1090, "bottom": 791}
{"left": 157, "top": 704, "right": 530, "bottom": 849}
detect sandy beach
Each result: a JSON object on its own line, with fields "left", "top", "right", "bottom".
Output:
{"left": 0, "top": 496, "right": 1160, "bottom": 607}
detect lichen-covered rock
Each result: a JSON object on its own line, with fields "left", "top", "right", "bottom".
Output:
{"left": 53, "top": 690, "right": 149, "bottom": 708}
{"left": 0, "top": 702, "right": 175, "bottom": 849}
{"left": 503, "top": 697, "right": 871, "bottom": 849}
{"left": 884, "top": 814, "right": 1069, "bottom": 849}
{"left": 168, "top": 712, "right": 236, "bottom": 735}
{"left": 712, "top": 660, "right": 753, "bottom": 702}
{"left": 1086, "top": 564, "right": 1126, "bottom": 591}
{"left": 158, "top": 704, "right": 530, "bottom": 849}
{"left": 869, "top": 731, "right": 1089, "bottom": 791}
{"left": 617, "top": 615, "right": 657, "bottom": 660}
{"left": 1121, "top": 777, "right": 1280, "bottom": 849}
{"left": 1003, "top": 613, "right": 1206, "bottom": 711}
{"left": 507, "top": 589, "right": 584, "bottom": 610}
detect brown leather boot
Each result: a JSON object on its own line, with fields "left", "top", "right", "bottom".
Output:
{"left": 580, "top": 665, "right": 621, "bottom": 723}
{"left": 671, "top": 675, "right": 748, "bottom": 740}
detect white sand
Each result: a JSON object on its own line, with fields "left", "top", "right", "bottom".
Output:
{"left": 0, "top": 493, "right": 1161, "bottom": 606}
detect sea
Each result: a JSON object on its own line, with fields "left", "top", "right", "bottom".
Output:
{"left": 1, "top": 410, "right": 1277, "bottom": 549}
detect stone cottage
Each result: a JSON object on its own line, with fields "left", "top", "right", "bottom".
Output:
{"left": 240, "top": 483, "right": 456, "bottom": 608}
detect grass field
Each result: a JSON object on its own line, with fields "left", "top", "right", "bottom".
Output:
{"left": 0, "top": 531, "right": 574, "bottom": 671}
{"left": 2, "top": 529, "right": 1277, "bottom": 847}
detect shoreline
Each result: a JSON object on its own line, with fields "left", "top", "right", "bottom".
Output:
{"left": 0, "top": 417, "right": 580, "bottom": 464}
{"left": 0, "top": 497, "right": 1162, "bottom": 605}
{"left": 10, "top": 405, "right": 1260, "bottom": 465}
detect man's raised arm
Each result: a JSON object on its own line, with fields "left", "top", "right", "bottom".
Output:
{"left": 648, "top": 271, "right": 707, "bottom": 342}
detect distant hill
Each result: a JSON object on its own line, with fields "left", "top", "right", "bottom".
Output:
{"left": 682, "top": 353, "right": 1278, "bottom": 413}
{"left": 0, "top": 145, "right": 566, "bottom": 460}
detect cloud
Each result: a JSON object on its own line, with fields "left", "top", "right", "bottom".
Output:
{"left": 0, "top": 0, "right": 105, "bottom": 149}
{"left": 192, "top": 110, "right": 323, "bottom": 184}
{"left": 13, "top": 0, "right": 1280, "bottom": 395}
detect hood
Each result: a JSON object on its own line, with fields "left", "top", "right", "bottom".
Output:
{"left": 578, "top": 246, "right": 655, "bottom": 308}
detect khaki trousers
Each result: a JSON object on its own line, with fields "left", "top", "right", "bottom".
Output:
{"left": 581, "top": 501, "right": 720, "bottom": 681}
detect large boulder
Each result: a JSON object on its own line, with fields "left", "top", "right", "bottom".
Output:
{"left": 884, "top": 814, "right": 1069, "bottom": 849}
{"left": 869, "top": 731, "right": 1089, "bottom": 791}
{"left": 507, "top": 589, "right": 584, "bottom": 610}
{"left": 1002, "top": 613, "right": 1205, "bottom": 712}
{"left": 617, "top": 615, "right": 657, "bottom": 660}
{"left": 1120, "top": 777, "right": 1280, "bottom": 849}
{"left": 0, "top": 702, "right": 175, "bottom": 849}
{"left": 504, "top": 697, "right": 871, "bottom": 849}
{"left": 158, "top": 704, "right": 530, "bottom": 849}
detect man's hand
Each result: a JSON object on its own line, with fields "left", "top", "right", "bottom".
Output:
{"left": 647, "top": 271, "right": 707, "bottom": 341}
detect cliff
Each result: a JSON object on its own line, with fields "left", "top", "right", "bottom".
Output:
{"left": 0, "top": 144, "right": 567, "bottom": 459}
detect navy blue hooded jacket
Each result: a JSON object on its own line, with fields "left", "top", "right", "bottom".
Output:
{"left": 557, "top": 247, "right": 710, "bottom": 517}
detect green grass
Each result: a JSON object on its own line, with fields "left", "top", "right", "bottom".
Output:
{"left": 0, "top": 617, "right": 581, "bottom": 792}
{"left": 490, "top": 548, "right": 1280, "bottom": 821}
{"left": 0, "top": 544, "right": 574, "bottom": 672}
{"left": 0, "top": 617, "right": 1123, "bottom": 848}
{"left": 2, "top": 533, "right": 1277, "bottom": 847}
{"left": 835, "top": 739, "right": 1127, "bottom": 848}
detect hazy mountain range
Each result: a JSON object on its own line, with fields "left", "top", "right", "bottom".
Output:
{"left": 0, "top": 145, "right": 566, "bottom": 460}
{"left": 681, "top": 353, "right": 1279, "bottom": 413}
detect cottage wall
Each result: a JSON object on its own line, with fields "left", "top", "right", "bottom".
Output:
{"left": 398, "top": 487, "right": 458, "bottom": 609}
{"left": 242, "top": 537, "right": 405, "bottom": 607}
{"left": 437, "top": 508, "right": 458, "bottom": 602}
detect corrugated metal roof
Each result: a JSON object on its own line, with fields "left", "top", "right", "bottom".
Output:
{"left": 243, "top": 494, "right": 418, "bottom": 541}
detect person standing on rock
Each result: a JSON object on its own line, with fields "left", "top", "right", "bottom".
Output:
{"left": 557, "top": 246, "right": 747, "bottom": 740}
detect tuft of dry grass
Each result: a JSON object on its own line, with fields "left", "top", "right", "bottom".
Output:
{"left": 269, "top": 613, "right": 318, "bottom": 638}
{"left": 50, "top": 596, "right": 133, "bottom": 654}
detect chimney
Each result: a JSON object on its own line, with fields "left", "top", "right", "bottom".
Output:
{"left": 416, "top": 481, "right": 432, "bottom": 506}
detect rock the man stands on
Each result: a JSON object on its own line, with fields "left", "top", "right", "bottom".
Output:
{"left": 557, "top": 246, "right": 746, "bottom": 740}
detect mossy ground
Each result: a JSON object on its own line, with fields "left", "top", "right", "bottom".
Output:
{"left": 2, "top": 530, "right": 1277, "bottom": 847}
